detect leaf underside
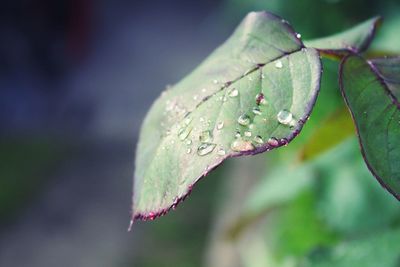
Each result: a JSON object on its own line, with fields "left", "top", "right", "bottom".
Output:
{"left": 340, "top": 55, "right": 400, "bottom": 200}
{"left": 132, "top": 11, "right": 322, "bottom": 221}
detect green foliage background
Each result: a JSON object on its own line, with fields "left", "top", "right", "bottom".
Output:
{"left": 134, "top": 1, "right": 400, "bottom": 266}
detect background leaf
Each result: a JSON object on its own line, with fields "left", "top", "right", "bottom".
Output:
{"left": 340, "top": 55, "right": 400, "bottom": 200}
{"left": 132, "top": 11, "right": 322, "bottom": 221}
{"left": 303, "top": 228, "right": 400, "bottom": 267}
{"left": 300, "top": 107, "right": 355, "bottom": 161}
{"left": 304, "top": 17, "right": 381, "bottom": 57}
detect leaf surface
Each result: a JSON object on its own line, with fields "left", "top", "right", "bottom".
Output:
{"left": 340, "top": 55, "right": 400, "bottom": 200}
{"left": 305, "top": 17, "right": 381, "bottom": 57}
{"left": 132, "top": 11, "right": 322, "bottom": 221}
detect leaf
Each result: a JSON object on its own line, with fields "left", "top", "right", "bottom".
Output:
{"left": 227, "top": 162, "right": 315, "bottom": 238}
{"left": 304, "top": 17, "right": 381, "bottom": 57}
{"left": 230, "top": 137, "right": 400, "bottom": 238}
{"left": 315, "top": 138, "right": 400, "bottom": 235}
{"left": 300, "top": 107, "right": 355, "bottom": 161}
{"left": 304, "top": 228, "right": 400, "bottom": 267}
{"left": 339, "top": 55, "right": 400, "bottom": 200}
{"left": 132, "top": 11, "right": 322, "bottom": 222}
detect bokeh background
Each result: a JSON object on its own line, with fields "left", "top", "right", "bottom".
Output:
{"left": 1, "top": 0, "right": 400, "bottom": 267}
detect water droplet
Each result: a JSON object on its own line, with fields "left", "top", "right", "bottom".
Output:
{"left": 199, "top": 130, "right": 213, "bottom": 143}
{"left": 217, "top": 121, "right": 224, "bottom": 130}
{"left": 172, "top": 197, "right": 179, "bottom": 209}
{"left": 197, "top": 143, "right": 216, "bottom": 156}
{"left": 261, "top": 74, "right": 265, "bottom": 79}
{"left": 275, "top": 60, "right": 283, "bottom": 69}
{"left": 249, "top": 124, "right": 254, "bottom": 129}
{"left": 213, "top": 79, "right": 218, "bottom": 84}
{"left": 202, "top": 88, "right": 207, "bottom": 93}
{"left": 281, "top": 138, "right": 289, "bottom": 146}
{"left": 244, "top": 131, "right": 252, "bottom": 137}
{"left": 296, "top": 33, "right": 302, "bottom": 39}
{"left": 248, "top": 76, "right": 253, "bottom": 81}
{"left": 252, "top": 107, "right": 262, "bottom": 115}
{"left": 228, "top": 88, "right": 239, "bottom": 97}
{"left": 171, "top": 140, "right": 175, "bottom": 145}
{"left": 186, "top": 148, "right": 192, "bottom": 154}
{"left": 186, "top": 139, "right": 192, "bottom": 145}
{"left": 148, "top": 212, "right": 155, "bottom": 221}
{"left": 200, "top": 117, "right": 205, "bottom": 122}
{"left": 193, "top": 95, "right": 199, "bottom": 100}
{"left": 165, "top": 129, "right": 171, "bottom": 135}
{"left": 184, "top": 117, "right": 192, "bottom": 125}
{"left": 231, "top": 139, "right": 255, "bottom": 152}
{"left": 267, "top": 137, "right": 279, "bottom": 147}
{"left": 217, "top": 148, "right": 226, "bottom": 156}
{"left": 178, "top": 126, "right": 192, "bottom": 140}
{"left": 238, "top": 114, "right": 251, "bottom": 126}
{"left": 289, "top": 119, "right": 298, "bottom": 129}
{"left": 254, "top": 135, "right": 264, "bottom": 144}
{"left": 277, "top": 109, "right": 293, "bottom": 125}
{"left": 235, "top": 131, "right": 241, "bottom": 138}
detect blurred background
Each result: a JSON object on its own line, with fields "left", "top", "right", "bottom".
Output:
{"left": 1, "top": 0, "right": 400, "bottom": 267}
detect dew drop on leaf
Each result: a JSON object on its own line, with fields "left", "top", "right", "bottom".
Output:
{"left": 230, "top": 139, "right": 255, "bottom": 152}
{"left": 217, "top": 121, "right": 224, "bottom": 130}
{"left": 267, "top": 137, "right": 279, "bottom": 147}
{"left": 184, "top": 117, "right": 192, "bottom": 125}
{"left": 148, "top": 212, "right": 155, "bottom": 221}
{"left": 238, "top": 114, "right": 251, "bottom": 126}
{"left": 244, "top": 131, "right": 252, "bottom": 137}
{"left": 228, "top": 88, "right": 239, "bottom": 97}
{"left": 277, "top": 109, "right": 293, "bottom": 125}
{"left": 281, "top": 138, "right": 289, "bottom": 146}
{"left": 197, "top": 143, "right": 217, "bottom": 156}
{"left": 178, "top": 126, "right": 192, "bottom": 140}
{"left": 255, "top": 93, "right": 265, "bottom": 105}
{"left": 275, "top": 60, "right": 283, "bottom": 69}
{"left": 235, "top": 131, "right": 241, "bottom": 138}
{"left": 217, "top": 148, "right": 226, "bottom": 156}
{"left": 252, "top": 107, "right": 262, "bottom": 115}
{"left": 254, "top": 135, "right": 264, "bottom": 144}
{"left": 199, "top": 130, "right": 213, "bottom": 143}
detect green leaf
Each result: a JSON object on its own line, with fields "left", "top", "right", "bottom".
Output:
{"left": 339, "top": 55, "right": 400, "bottom": 200}
{"left": 300, "top": 107, "right": 354, "bottom": 161}
{"left": 132, "top": 11, "right": 322, "bottom": 221}
{"left": 304, "top": 228, "right": 400, "bottom": 267}
{"left": 304, "top": 17, "right": 381, "bottom": 57}
{"left": 227, "top": 162, "right": 315, "bottom": 238}
{"left": 316, "top": 138, "right": 400, "bottom": 235}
